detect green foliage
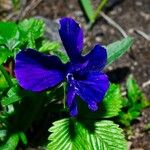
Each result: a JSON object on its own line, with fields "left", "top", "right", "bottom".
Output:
{"left": 144, "top": 123, "right": 150, "bottom": 131}
{"left": 106, "top": 37, "right": 133, "bottom": 65}
{"left": 48, "top": 118, "right": 127, "bottom": 150}
{"left": 39, "top": 40, "right": 69, "bottom": 63}
{"left": 0, "top": 22, "right": 20, "bottom": 50}
{"left": 117, "top": 75, "right": 150, "bottom": 127}
{"left": 12, "top": 0, "right": 20, "bottom": 10}
{"left": 100, "top": 84, "right": 123, "bottom": 118}
{"left": 79, "top": 0, "right": 108, "bottom": 27}
{"left": 39, "top": 40, "right": 60, "bottom": 52}
{"left": 18, "top": 132, "right": 28, "bottom": 145}
{"left": 0, "top": 48, "right": 12, "bottom": 65}
{"left": 0, "top": 130, "right": 7, "bottom": 139}
{"left": 0, "top": 65, "right": 12, "bottom": 89}
{"left": 80, "top": 0, "right": 95, "bottom": 23}
{"left": 0, "top": 133, "right": 19, "bottom": 150}
{"left": 47, "top": 84, "right": 127, "bottom": 150}
{"left": 1, "top": 86, "right": 26, "bottom": 106}
{"left": 18, "top": 18, "right": 45, "bottom": 43}
{"left": 0, "top": 18, "right": 68, "bottom": 66}
{"left": 0, "top": 70, "right": 8, "bottom": 90}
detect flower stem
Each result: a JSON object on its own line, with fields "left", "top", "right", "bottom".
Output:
{"left": 0, "top": 65, "right": 13, "bottom": 87}
{"left": 63, "top": 83, "right": 67, "bottom": 109}
{"left": 87, "top": 0, "right": 108, "bottom": 29}
{"left": 93, "top": 0, "right": 108, "bottom": 21}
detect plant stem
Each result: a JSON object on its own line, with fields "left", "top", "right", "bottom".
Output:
{"left": 100, "top": 12, "right": 128, "bottom": 37}
{"left": 94, "top": 0, "right": 108, "bottom": 21}
{"left": 0, "top": 65, "right": 13, "bottom": 87}
{"left": 63, "top": 83, "right": 66, "bottom": 109}
{"left": 88, "top": 0, "right": 108, "bottom": 30}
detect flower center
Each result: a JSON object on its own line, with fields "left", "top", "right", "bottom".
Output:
{"left": 66, "top": 73, "right": 74, "bottom": 82}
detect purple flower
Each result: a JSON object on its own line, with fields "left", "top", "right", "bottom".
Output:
{"left": 15, "top": 18, "right": 109, "bottom": 116}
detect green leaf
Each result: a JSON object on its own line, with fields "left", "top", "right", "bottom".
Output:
{"left": 126, "top": 75, "right": 150, "bottom": 108}
{"left": 0, "top": 133, "right": 19, "bottom": 150}
{"left": 19, "top": 132, "right": 28, "bottom": 145}
{"left": 48, "top": 119, "right": 85, "bottom": 150}
{"left": 18, "top": 18, "right": 45, "bottom": 43}
{"left": 48, "top": 118, "right": 127, "bottom": 150}
{"left": 117, "top": 75, "right": 150, "bottom": 127}
{"left": 80, "top": 0, "right": 95, "bottom": 23}
{"left": 12, "top": 0, "right": 20, "bottom": 10}
{"left": 39, "top": 40, "right": 61, "bottom": 53}
{"left": 106, "top": 37, "right": 133, "bottom": 65}
{"left": 0, "top": 70, "right": 8, "bottom": 91}
{"left": 39, "top": 40, "right": 69, "bottom": 63}
{"left": 1, "top": 86, "right": 26, "bottom": 106}
{"left": 27, "top": 32, "right": 36, "bottom": 49}
{"left": 0, "top": 47, "right": 12, "bottom": 65}
{"left": 0, "top": 130, "right": 7, "bottom": 138}
{"left": 99, "top": 84, "right": 123, "bottom": 118}
{"left": 0, "top": 65, "right": 13, "bottom": 88}
{"left": 93, "top": 0, "right": 108, "bottom": 21}
{"left": 78, "top": 84, "right": 123, "bottom": 119}
{"left": 118, "top": 106, "right": 141, "bottom": 127}
{"left": 52, "top": 50, "right": 69, "bottom": 63}
{"left": 144, "top": 123, "right": 150, "bottom": 131}
{"left": 0, "top": 22, "right": 20, "bottom": 50}
{"left": 86, "top": 120, "right": 127, "bottom": 150}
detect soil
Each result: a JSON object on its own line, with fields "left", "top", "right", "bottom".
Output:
{"left": 0, "top": 0, "right": 150, "bottom": 149}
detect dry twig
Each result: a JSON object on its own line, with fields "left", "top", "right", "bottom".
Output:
{"left": 21, "top": 0, "right": 42, "bottom": 19}
{"left": 142, "top": 80, "right": 150, "bottom": 88}
{"left": 4, "top": 0, "right": 42, "bottom": 21}
{"left": 134, "top": 29, "right": 150, "bottom": 41}
{"left": 100, "top": 12, "right": 128, "bottom": 38}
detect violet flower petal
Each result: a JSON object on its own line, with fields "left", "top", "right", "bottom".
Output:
{"left": 59, "top": 17, "right": 83, "bottom": 62}
{"left": 15, "top": 49, "right": 66, "bottom": 91}
{"left": 71, "top": 72, "right": 109, "bottom": 111}
{"left": 84, "top": 44, "right": 107, "bottom": 72}
{"left": 66, "top": 85, "right": 78, "bottom": 116}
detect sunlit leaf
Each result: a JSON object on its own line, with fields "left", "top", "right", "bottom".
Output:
{"left": 39, "top": 40, "right": 60, "bottom": 53}
{"left": 126, "top": 75, "right": 150, "bottom": 108}
{"left": 106, "top": 37, "right": 133, "bottom": 65}
{"left": 80, "top": 0, "right": 95, "bottom": 23}
{"left": 1, "top": 86, "right": 26, "bottom": 106}
{"left": 0, "top": 47, "right": 12, "bottom": 65}
{"left": 78, "top": 84, "right": 123, "bottom": 119}
{"left": 18, "top": 18, "right": 45, "bottom": 43}
{"left": 0, "top": 22, "right": 20, "bottom": 49}
{"left": 48, "top": 118, "right": 127, "bottom": 150}
{"left": 19, "top": 132, "right": 28, "bottom": 145}
{"left": 0, "top": 133, "right": 19, "bottom": 150}
{"left": 0, "top": 70, "right": 8, "bottom": 91}
{"left": 39, "top": 40, "right": 69, "bottom": 63}
{"left": 117, "top": 75, "right": 150, "bottom": 127}
{"left": 99, "top": 84, "right": 123, "bottom": 118}
{"left": 0, "top": 130, "right": 7, "bottom": 139}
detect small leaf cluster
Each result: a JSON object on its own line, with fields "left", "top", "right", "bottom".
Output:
{"left": 117, "top": 75, "right": 150, "bottom": 127}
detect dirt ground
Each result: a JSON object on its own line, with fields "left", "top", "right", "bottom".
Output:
{"left": 0, "top": 0, "right": 150, "bottom": 149}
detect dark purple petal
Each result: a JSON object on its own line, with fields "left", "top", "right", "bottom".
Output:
{"left": 15, "top": 49, "right": 67, "bottom": 91}
{"left": 66, "top": 85, "right": 78, "bottom": 116}
{"left": 84, "top": 44, "right": 107, "bottom": 72}
{"left": 59, "top": 17, "right": 83, "bottom": 61}
{"left": 69, "top": 72, "right": 109, "bottom": 111}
